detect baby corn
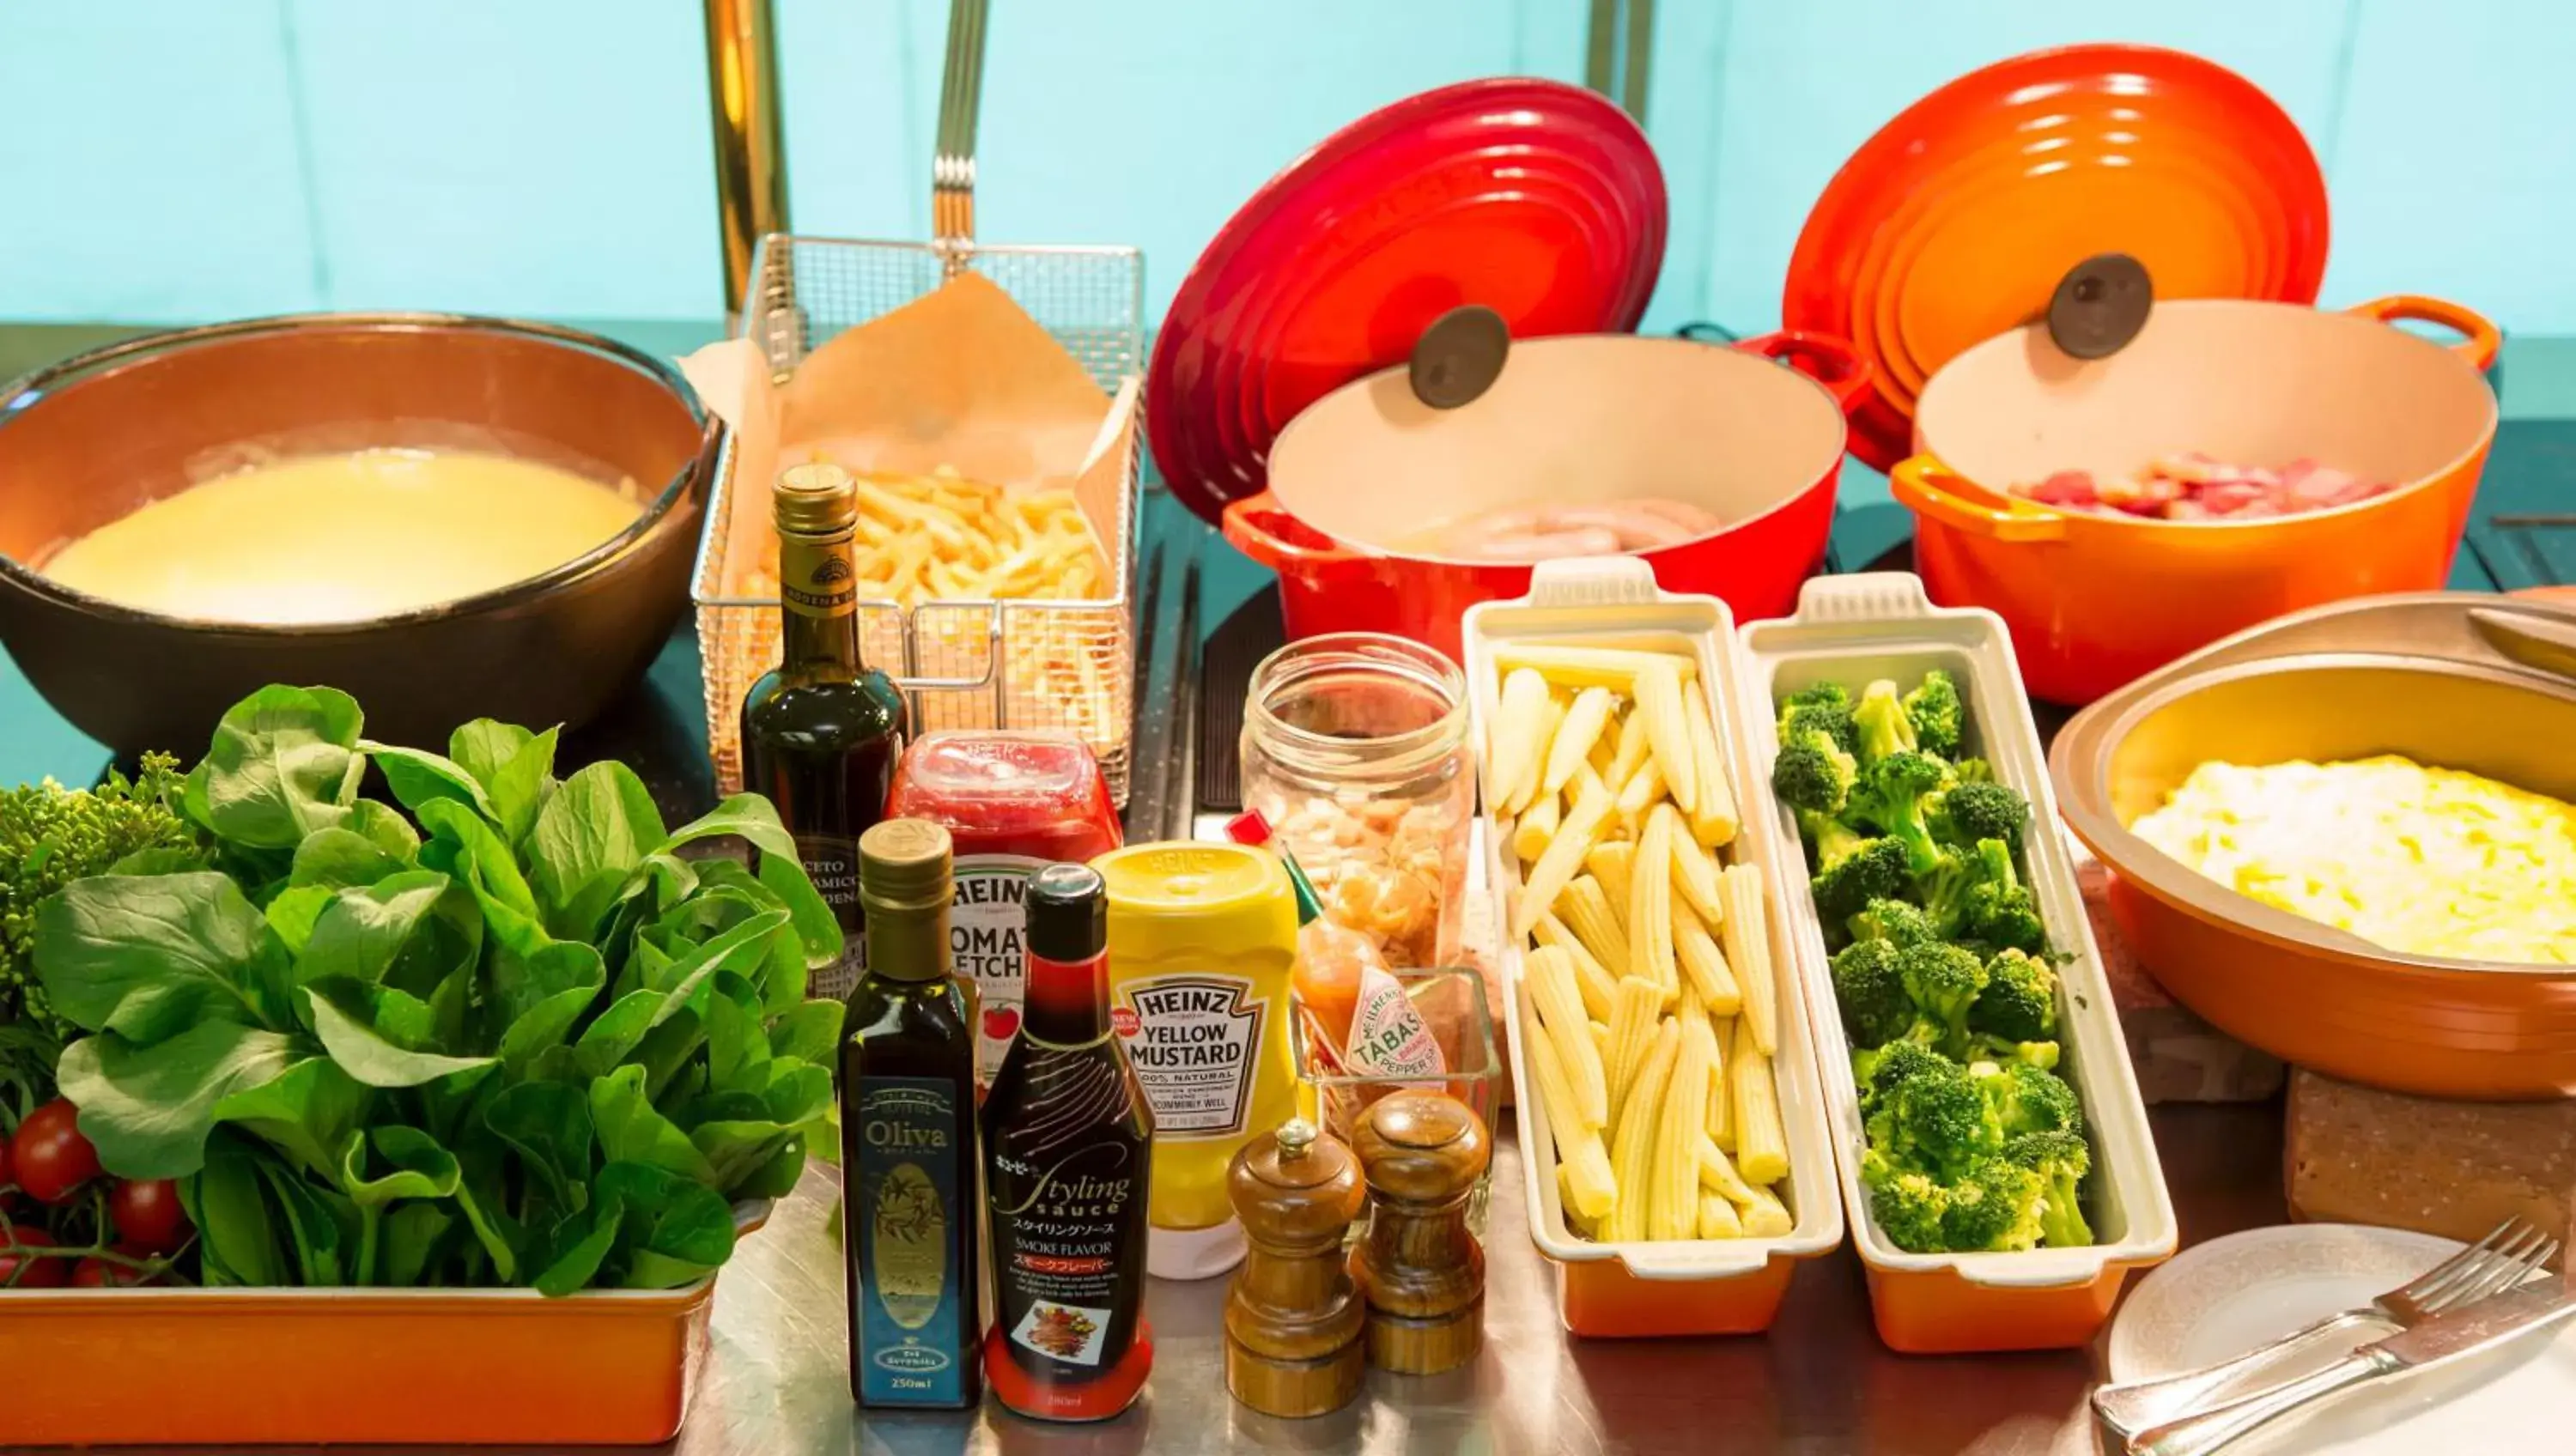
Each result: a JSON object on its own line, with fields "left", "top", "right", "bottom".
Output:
{"left": 1527, "top": 946, "right": 1608, "bottom": 1128}
{"left": 1605, "top": 1019, "right": 1680, "bottom": 1243}
{"left": 1486, "top": 635, "right": 1799, "bottom": 1247}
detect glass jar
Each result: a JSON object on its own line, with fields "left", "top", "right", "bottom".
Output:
{"left": 1240, "top": 634, "right": 1474, "bottom": 970}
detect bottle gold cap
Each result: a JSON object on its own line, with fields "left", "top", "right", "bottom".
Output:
{"left": 860, "top": 818, "right": 953, "bottom": 916}
{"left": 773, "top": 462, "right": 857, "bottom": 537}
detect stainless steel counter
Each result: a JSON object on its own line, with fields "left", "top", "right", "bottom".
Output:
{"left": 683, "top": 1103, "right": 2282, "bottom": 1456}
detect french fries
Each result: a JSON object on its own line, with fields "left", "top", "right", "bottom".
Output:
{"left": 756, "top": 464, "right": 1107, "bottom": 604}
{"left": 1496, "top": 635, "right": 1798, "bottom": 1247}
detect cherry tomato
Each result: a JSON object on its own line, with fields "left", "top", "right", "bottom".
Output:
{"left": 108, "top": 1179, "right": 190, "bottom": 1256}
{"left": 10, "top": 1100, "right": 101, "bottom": 1205}
{"left": 71, "top": 1256, "right": 158, "bottom": 1289}
{"left": 0, "top": 1223, "right": 65, "bottom": 1289}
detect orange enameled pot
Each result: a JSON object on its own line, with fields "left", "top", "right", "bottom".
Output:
{"left": 1889, "top": 296, "right": 2500, "bottom": 704}
{"left": 2050, "top": 595, "right": 2576, "bottom": 1099}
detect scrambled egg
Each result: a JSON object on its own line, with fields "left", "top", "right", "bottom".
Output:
{"left": 2129, "top": 755, "right": 2576, "bottom": 965}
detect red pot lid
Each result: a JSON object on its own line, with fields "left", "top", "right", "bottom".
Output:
{"left": 1148, "top": 76, "right": 1667, "bottom": 525}
{"left": 1783, "top": 44, "right": 2330, "bottom": 472}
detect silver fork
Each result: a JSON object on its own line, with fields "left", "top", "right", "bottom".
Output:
{"left": 2093, "top": 1219, "right": 2558, "bottom": 1441}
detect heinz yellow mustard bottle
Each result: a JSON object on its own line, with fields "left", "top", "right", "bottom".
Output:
{"left": 1093, "top": 841, "right": 1301, "bottom": 1280}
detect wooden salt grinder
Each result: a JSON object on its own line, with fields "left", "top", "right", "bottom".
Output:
{"left": 1348, "top": 1090, "right": 1492, "bottom": 1376}
{"left": 1224, "top": 1117, "right": 1369, "bottom": 1418}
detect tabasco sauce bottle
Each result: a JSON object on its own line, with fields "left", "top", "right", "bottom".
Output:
{"left": 840, "top": 818, "right": 981, "bottom": 1410}
{"left": 981, "top": 864, "right": 1156, "bottom": 1421}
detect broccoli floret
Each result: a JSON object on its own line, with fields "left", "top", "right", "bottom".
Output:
{"left": 1781, "top": 682, "right": 1854, "bottom": 715}
{"left": 1930, "top": 780, "right": 2029, "bottom": 856}
{"left": 1958, "top": 840, "right": 2048, "bottom": 954}
{"left": 3, "top": 755, "right": 201, "bottom": 1044}
{"left": 1847, "top": 897, "right": 1940, "bottom": 949}
{"left": 1771, "top": 725, "right": 1858, "bottom": 816}
{"left": 1866, "top": 1053, "right": 2003, "bottom": 1179}
{"left": 1897, "top": 941, "right": 1989, "bottom": 1058}
{"left": 1852, "top": 1039, "right": 1949, "bottom": 1112}
{"left": 1846, "top": 749, "right": 1948, "bottom": 874}
{"left": 1914, "top": 847, "right": 1978, "bottom": 940}
{"left": 1853, "top": 679, "right": 1917, "bottom": 765}
{"left": 1920, "top": 838, "right": 2042, "bottom": 951}
{"left": 1902, "top": 670, "right": 1965, "bottom": 759}
{"left": 2003, "top": 1130, "right": 2095, "bottom": 1248}
{"left": 1953, "top": 757, "right": 1996, "bottom": 784}
{"left": 1807, "top": 822, "right": 1911, "bottom": 922}
{"left": 1975, "top": 1060, "right": 2084, "bottom": 1138}
{"left": 1832, "top": 938, "right": 1915, "bottom": 1049}
{"left": 1973, "top": 948, "right": 2060, "bottom": 1044}
{"left": 1941, "top": 1156, "right": 2048, "bottom": 1252}
{"left": 1865, "top": 1166, "right": 1953, "bottom": 1254}
{"left": 1972, "top": 1036, "right": 2062, "bottom": 1071}
{"left": 1778, "top": 682, "right": 1859, "bottom": 753}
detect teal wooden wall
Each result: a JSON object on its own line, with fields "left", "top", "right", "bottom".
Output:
{"left": 5, "top": 1, "right": 2571, "bottom": 336}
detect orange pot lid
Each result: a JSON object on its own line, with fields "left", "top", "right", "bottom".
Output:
{"left": 1146, "top": 77, "right": 1667, "bottom": 525}
{"left": 1783, "top": 44, "right": 2329, "bottom": 471}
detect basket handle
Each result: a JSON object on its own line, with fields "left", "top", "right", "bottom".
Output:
{"left": 933, "top": 0, "right": 988, "bottom": 266}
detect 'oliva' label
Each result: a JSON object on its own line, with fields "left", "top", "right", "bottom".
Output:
{"left": 854, "top": 1077, "right": 967, "bottom": 1406}
{"left": 1111, "top": 973, "right": 1265, "bottom": 1137}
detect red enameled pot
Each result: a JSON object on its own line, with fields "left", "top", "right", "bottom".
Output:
{"left": 1221, "top": 331, "right": 1870, "bottom": 660}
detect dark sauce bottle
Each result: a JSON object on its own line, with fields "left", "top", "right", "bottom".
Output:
{"left": 841, "top": 818, "right": 982, "bottom": 1410}
{"left": 981, "top": 864, "right": 1155, "bottom": 1421}
{"left": 741, "top": 462, "right": 907, "bottom": 1002}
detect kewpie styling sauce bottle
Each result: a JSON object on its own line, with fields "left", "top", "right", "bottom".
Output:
{"left": 840, "top": 819, "right": 982, "bottom": 1410}
{"left": 1093, "top": 842, "right": 1302, "bottom": 1280}
{"left": 981, "top": 864, "right": 1155, "bottom": 1421}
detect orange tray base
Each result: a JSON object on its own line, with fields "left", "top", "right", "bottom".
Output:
{"left": 1862, "top": 1262, "right": 2134, "bottom": 1355}
{"left": 0, "top": 1282, "right": 717, "bottom": 1447}
{"left": 1557, "top": 1253, "right": 1799, "bottom": 1338}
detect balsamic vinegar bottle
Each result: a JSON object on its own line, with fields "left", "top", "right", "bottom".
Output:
{"left": 840, "top": 818, "right": 982, "bottom": 1410}
{"left": 741, "top": 462, "right": 908, "bottom": 1001}
{"left": 981, "top": 864, "right": 1156, "bottom": 1422}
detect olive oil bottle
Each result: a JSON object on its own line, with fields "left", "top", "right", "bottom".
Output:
{"left": 841, "top": 818, "right": 982, "bottom": 1410}
{"left": 742, "top": 462, "right": 907, "bottom": 1001}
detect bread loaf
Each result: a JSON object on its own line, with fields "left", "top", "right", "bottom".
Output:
{"left": 2286, "top": 1068, "right": 2574, "bottom": 1253}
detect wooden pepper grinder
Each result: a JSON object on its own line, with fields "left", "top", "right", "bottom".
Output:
{"left": 1224, "top": 1117, "right": 1369, "bottom": 1418}
{"left": 1348, "top": 1090, "right": 1492, "bottom": 1376}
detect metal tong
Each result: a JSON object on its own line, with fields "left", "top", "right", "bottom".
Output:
{"left": 933, "top": 0, "right": 988, "bottom": 271}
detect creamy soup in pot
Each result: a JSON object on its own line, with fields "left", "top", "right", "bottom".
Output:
{"left": 41, "top": 448, "right": 644, "bottom": 625}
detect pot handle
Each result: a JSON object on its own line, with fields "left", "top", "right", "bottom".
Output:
{"left": 2346, "top": 294, "right": 2501, "bottom": 372}
{"left": 1733, "top": 330, "right": 1874, "bottom": 416}
{"left": 1887, "top": 455, "right": 2066, "bottom": 543}
{"left": 1220, "top": 488, "right": 1366, "bottom": 572}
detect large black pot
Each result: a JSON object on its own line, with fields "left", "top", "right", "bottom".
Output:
{"left": 0, "top": 312, "right": 723, "bottom": 755}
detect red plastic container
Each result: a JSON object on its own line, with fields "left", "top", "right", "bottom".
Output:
{"left": 1222, "top": 332, "right": 1869, "bottom": 661}
{"left": 883, "top": 731, "right": 1126, "bottom": 1095}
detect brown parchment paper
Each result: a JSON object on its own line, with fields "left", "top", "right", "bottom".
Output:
{"left": 680, "top": 270, "right": 1137, "bottom": 602}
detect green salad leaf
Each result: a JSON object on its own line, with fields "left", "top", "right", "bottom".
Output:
{"left": 33, "top": 691, "right": 844, "bottom": 1294}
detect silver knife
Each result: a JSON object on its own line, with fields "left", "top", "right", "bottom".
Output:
{"left": 2128, "top": 1281, "right": 2576, "bottom": 1456}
